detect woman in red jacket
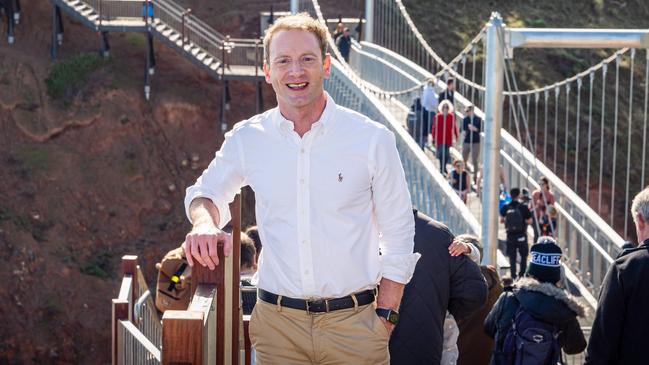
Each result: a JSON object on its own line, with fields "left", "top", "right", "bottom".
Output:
{"left": 432, "top": 100, "right": 458, "bottom": 174}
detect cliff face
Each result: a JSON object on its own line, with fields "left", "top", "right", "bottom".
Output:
{"left": 0, "top": 1, "right": 274, "bottom": 362}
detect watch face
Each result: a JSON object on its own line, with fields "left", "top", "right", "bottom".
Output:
{"left": 388, "top": 311, "right": 399, "bottom": 324}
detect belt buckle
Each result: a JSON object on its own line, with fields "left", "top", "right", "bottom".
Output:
{"left": 305, "top": 300, "right": 310, "bottom": 315}
{"left": 324, "top": 299, "right": 330, "bottom": 313}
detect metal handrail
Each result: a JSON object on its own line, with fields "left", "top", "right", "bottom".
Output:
{"left": 347, "top": 39, "right": 624, "bottom": 301}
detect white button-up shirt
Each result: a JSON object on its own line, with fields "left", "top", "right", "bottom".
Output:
{"left": 185, "top": 93, "right": 419, "bottom": 299}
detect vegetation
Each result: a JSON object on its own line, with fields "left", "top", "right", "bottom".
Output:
{"left": 45, "top": 53, "right": 110, "bottom": 99}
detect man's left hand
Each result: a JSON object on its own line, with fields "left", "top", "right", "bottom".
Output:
{"left": 378, "top": 316, "right": 395, "bottom": 335}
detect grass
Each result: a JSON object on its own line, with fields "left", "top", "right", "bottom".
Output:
{"left": 79, "top": 250, "right": 114, "bottom": 278}
{"left": 16, "top": 146, "right": 51, "bottom": 171}
{"left": 125, "top": 33, "right": 146, "bottom": 48}
{"left": 45, "top": 53, "right": 110, "bottom": 99}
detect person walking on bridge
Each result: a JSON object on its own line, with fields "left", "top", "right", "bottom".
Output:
{"left": 432, "top": 99, "right": 458, "bottom": 175}
{"left": 182, "top": 13, "right": 418, "bottom": 364}
{"left": 585, "top": 186, "right": 649, "bottom": 365}
{"left": 500, "top": 188, "right": 533, "bottom": 279}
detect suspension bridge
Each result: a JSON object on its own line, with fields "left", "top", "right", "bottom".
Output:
{"left": 7, "top": 0, "right": 648, "bottom": 363}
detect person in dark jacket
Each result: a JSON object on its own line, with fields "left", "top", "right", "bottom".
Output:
{"left": 438, "top": 78, "right": 455, "bottom": 104}
{"left": 456, "top": 236, "right": 503, "bottom": 365}
{"left": 390, "top": 210, "right": 488, "bottom": 365}
{"left": 484, "top": 237, "right": 587, "bottom": 364}
{"left": 335, "top": 27, "right": 352, "bottom": 62}
{"left": 499, "top": 188, "right": 533, "bottom": 279}
{"left": 407, "top": 97, "right": 433, "bottom": 150}
{"left": 585, "top": 187, "right": 649, "bottom": 365}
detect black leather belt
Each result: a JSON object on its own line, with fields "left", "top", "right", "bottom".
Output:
{"left": 258, "top": 288, "right": 376, "bottom": 313}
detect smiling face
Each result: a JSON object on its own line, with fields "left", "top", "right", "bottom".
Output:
{"left": 264, "top": 29, "right": 331, "bottom": 115}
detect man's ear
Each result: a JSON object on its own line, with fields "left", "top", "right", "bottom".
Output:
{"left": 263, "top": 62, "right": 271, "bottom": 84}
{"left": 636, "top": 212, "right": 646, "bottom": 230}
{"left": 323, "top": 53, "right": 331, "bottom": 78}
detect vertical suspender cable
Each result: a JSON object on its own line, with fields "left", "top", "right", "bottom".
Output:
{"left": 554, "top": 86, "right": 560, "bottom": 172}
{"left": 526, "top": 94, "right": 531, "bottom": 145}
{"left": 574, "top": 78, "right": 582, "bottom": 193}
{"left": 642, "top": 49, "right": 649, "bottom": 191}
{"left": 586, "top": 71, "right": 595, "bottom": 204}
{"left": 564, "top": 83, "right": 571, "bottom": 181}
{"left": 624, "top": 48, "right": 636, "bottom": 238}
{"left": 611, "top": 54, "right": 621, "bottom": 226}
{"left": 461, "top": 54, "right": 467, "bottom": 96}
{"left": 534, "top": 92, "right": 539, "bottom": 154}
{"left": 544, "top": 89, "right": 549, "bottom": 163}
{"left": 471, "top": 45, "right": 477, "bottom": 104}
{"left": 598, "top": 64, "right": 607, "bottom": 214}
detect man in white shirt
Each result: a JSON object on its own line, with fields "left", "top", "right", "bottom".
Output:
{"left": 183, "top": 13, "right": 418, "bottom": 364}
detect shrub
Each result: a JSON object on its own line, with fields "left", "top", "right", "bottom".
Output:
{"left": 45, "top": 53, "right": 110, "bottom": 99}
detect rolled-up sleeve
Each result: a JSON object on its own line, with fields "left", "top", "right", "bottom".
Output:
{"left": 184, "top": 126, "right": 246, "bottom": 229}
{"left": 370, "top": 127, "right": 420, "bottom": 284}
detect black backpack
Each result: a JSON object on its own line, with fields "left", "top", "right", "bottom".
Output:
{"left": 495, "top": 307, "right": 563, "bottom": 365}
{"left": 504, "top": 204, "right": 525, "bottom": 234}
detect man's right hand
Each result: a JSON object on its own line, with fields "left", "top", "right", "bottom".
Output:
{"left": 182, "top": 223, "right": 233, "bottom": 270}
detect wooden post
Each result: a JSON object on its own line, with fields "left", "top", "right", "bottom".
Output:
{"left": 112, "top": 299, "right": 129, "bottom": 365}
{"left": 122, "top": 255, "right": 139, "bottom": 315}
{"left": 162, "top": 311, "right": 204, "bottom": 365}
{"left": 229, "top": 194, "right": 241, "bottom": 365}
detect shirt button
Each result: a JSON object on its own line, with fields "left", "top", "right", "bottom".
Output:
{"left": 304, "top": 270, "right": 309, "bottom": 275}
{"left": 302, "top": 240, "right": 307, "bottom": 245}
{"left": 300, "top": 179, "right": 305, "bottom": 184}
{"left": 300, "top": 148, "right": 305, "bottom": 153}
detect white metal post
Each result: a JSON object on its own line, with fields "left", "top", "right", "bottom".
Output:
{"left": 364, "top": 0, "right": 374, "bottom": 43}
{"left": 481, "top": 12, "right": 505, "bottom": 266}
{"left": 290, "top": 0, "right": 299, "bottom": 14}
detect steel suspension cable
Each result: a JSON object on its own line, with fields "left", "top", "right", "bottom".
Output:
{"left": 642, "top": 50, "right": 649, "bottom": 191}
{"left": 586, "top": 72, "right": 595, "bottom": 204}
{"left": 574, "top": 77, "right": 583, "bottom": 193}
{"left": 623, "top": 48, "right": 636, "bottom": 238}
{"left": 611, "top": 54, "right": 621, "bottom": 226}
{"left": 554, "top": 86, "right": 560, "bottom": 172}
{"left": 564, "top": 83, "right": 571, "bottom": 181}
{"left": 598, "top": 64, "right": 607, "bottom": 214}
{"left": 544, "top": 89, "right": 549, "bottom": 163}
{"left": 534, "top": 92, "right": 539, "bottom": 154}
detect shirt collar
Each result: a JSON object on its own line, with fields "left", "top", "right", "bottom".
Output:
{"left": 641, "top": 238, "right": 649, "bottom": 248}
{"left": 273, "top": 92, "right": 335, "bottom": 135}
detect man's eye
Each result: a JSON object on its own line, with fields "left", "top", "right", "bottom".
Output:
{"left": 302, "top": 57, "right": 316, "bottom": 63}
{"left": 276, "top": 59, "right": 290, "bottom": 64}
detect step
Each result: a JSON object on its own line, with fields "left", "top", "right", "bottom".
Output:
{"left": 88, "top": 14, "right": 99, "bottom": 22}
{"left": 196, "top": 52, "right": 207, "bottom": 62}
{"left": 169, "top": 33, "right": 180, "bottom": 42}
{"left": 203, "top": 57, "right": 214, "bottom": 66}
{"left": 210, "top": 62, "right": 221, "bottom": 71}
{"left": 190, "top": 47, "right": 200, "bottom": 56}
{"left": 156, "top": 24, "right": 168, "bottom": 32}
{"left": 80, "top": 8, "right": 94, "bottom": 17}
{"left": 67, "top": 0, "right": 81, "bottom": 6}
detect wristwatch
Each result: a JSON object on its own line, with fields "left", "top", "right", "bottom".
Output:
{"left": 376, "top": 308, "right": 400, "bottom": 325}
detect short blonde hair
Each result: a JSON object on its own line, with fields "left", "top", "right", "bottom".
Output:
{"left": 263, "top": 13, "right": 329, "bottom": 64}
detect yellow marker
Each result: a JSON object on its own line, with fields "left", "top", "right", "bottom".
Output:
{"left": 171, "top": 275, "right": 180, "bottom": 283}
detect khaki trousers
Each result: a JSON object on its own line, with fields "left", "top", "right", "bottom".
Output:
{"left": 249, "top": 299, "right": 389, "bottom": 365}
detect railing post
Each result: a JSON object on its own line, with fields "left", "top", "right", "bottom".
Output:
{"left": 481, "top": 12, "right": 505, "bottom": 266}
{"left": 122, "top": 255, "right": 139, "bottom": 315}
{"left": 290, "top": 0, "right": 299, "bottom": 14}
{"left": 162, "top": 311, "right": 205, "bottom": 365}
{"left": 112, "top": 299, "right": 129, "bottom": 365}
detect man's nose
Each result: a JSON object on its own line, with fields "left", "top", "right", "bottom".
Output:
{"left": 288, "top": 60, "right": 305, "bottom": 75}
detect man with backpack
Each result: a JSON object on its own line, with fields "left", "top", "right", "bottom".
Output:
{"left": 499, "top": 188, "right": 533, "bottom": 279}
{"left": 484, "top": 237, "right": 587, "bottom": 365}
